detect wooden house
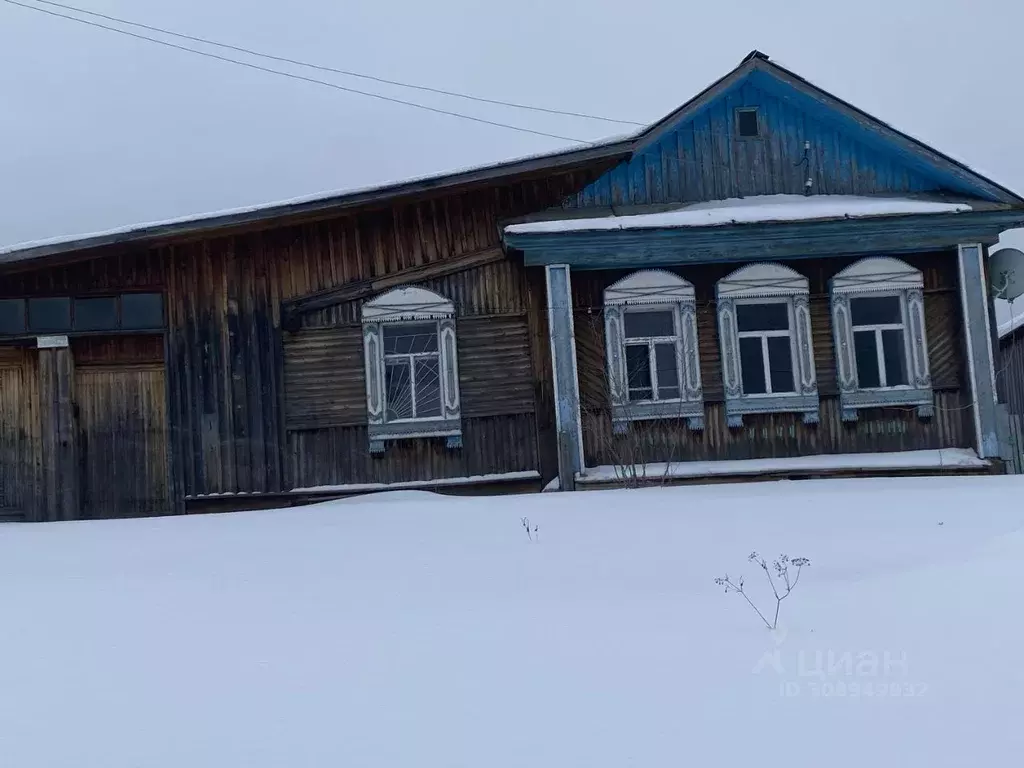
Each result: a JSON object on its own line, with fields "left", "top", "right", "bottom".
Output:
{"left": 2, "top": 51, "right": 1022, "bottom": 520}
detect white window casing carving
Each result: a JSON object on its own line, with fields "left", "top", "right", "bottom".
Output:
{"left": 830, "top": 256, "right": 932, "bottom": 421}
{"left": 716, "top": 263, "right": 818, "bottom": 427}
{"left": 604, "top": 270, "right": 704, "bottom": 432}
{"left": 361, "top": 286, "right": 462, "bottom": 452}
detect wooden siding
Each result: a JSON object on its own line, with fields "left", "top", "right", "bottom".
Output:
{"left": 571, "top": 251, "right": 970, "bottom": 466}
{"left": 282, "top": 261, "right": 537, "bottom": 487}
{"left": 75, "top": 363, "right": 170, "bottom": 518}
{"left": 289, "top": 413, "right": 539, "bottom": 489}
{"left": 286, "top": 313, "right": 534, "bottom": 428}
{"left": 0, "top": 169, "right": 599, "bottom": 514}
{"left": 565, "top": 79, "right": 948, "bottom": 210}
{"left": 0, "top": 347, "right": 41, "bottom": 520}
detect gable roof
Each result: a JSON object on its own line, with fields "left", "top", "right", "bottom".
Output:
{"left": 627, "top": 50, "right": 1022, "bottom": 206}
{"left": 2, "top": 50, "right": 1020, "bottom": 271}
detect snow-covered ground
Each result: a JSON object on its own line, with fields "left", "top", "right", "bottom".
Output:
{"left": 2, "top": 476, "right": 1023, "bottom": 767}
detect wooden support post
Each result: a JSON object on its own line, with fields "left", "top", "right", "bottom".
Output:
{"left": 957, "top": 243, "right": 1000, "bottom": 458}
{"left": 545, "top": 264, "right": 583, "bottom": 489}
{"left": 37, "top": 336, "right": 78, "bottom": 521}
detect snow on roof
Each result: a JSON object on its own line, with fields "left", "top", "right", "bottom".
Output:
{"left": 999, "top": 308, "right": 1024, "bottom": 339}
{"left": 505, "top": 194, "right": 973, "bottom": 235}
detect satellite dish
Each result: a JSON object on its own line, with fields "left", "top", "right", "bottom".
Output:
{"left": 989, "top": 248, "right": 1024, "bottom": 301}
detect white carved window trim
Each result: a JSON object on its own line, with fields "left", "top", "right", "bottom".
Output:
{"left": 716, "top": 263, "right": 818, "bottom": 427}
{"left": 830, "top": 256, "right": 932, "bottom": 421}
{"left": 604, "top": 270, "right": 703, "bottom": 432}
{"left": 361, "top": 286, "right": 462, "bottom": 453}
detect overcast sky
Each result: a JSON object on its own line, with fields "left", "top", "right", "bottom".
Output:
{"left": 2, "top": 0, "right": 1023, "bottom": 317}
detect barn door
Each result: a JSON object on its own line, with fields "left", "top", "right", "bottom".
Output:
{"left": 75, "top": 363, "right": 170, "bottom": 518}
{"left": 0, "top": 348, "right": 41, "bottom": 520}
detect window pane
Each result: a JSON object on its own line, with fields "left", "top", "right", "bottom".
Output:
{"left": 655, "top": 343, "right": 679, "bottom": 400}
{"left": 385, "top": 360, "right": 414, "bottom": 420}
{"left": 121, "top": 293, "right": 164, "bottom": 329}
{"left": 625, "top": 344, "right": 652, "bottom": 401}
{"left": 736, "top": 303, "right": 789, "bottom": 332}
{"left": 383, "top": 322, "right": 438, "bottom": 355}
{"left": 737, "top": 109, "right": 759, "bottom": 137}
{"left": 623, "top": 310, "right": 674, "bottom": 339}
{"left": 28, "top": 297, "right": 71, "bottom": 333}
{"left": 0, "top": 299, "right": 25, "bottom": 334}
{"left": 739, "top": 337, "right": 767, "bottom": 394}
{"left": 882, "top": 329, "right": 908, "bottom": 386}
{"left": 414, "top": 358, "right": 442, "bottom": 418}
{"left": 854, "top": 330, "right": 881, "bottom": 388}
{"left": 851, "top": 295, "right": 901, "bottom": 326}
{"left": 767, "top": 336, "right": 794, "bottom": 393}
{"left": 74, "top": 297, "right": 118, "bottom": 331}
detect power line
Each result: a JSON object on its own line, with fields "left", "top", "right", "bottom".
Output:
{"left": 27, "top": 0, "right": 645, "bottom": 128}
{"left": 1, "top": 0, "right": 594, "bottom": 145}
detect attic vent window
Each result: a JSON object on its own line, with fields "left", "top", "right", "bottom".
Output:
{"left": 736, "top": 107, "right": 760, "bottom": 138}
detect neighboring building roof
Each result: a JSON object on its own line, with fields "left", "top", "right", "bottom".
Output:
{"left": 505, "top": 195, "right": 973, "bottom": 235}
{"left": 999, "top": 311, "right": 1024, "bottom": 340}
{"left": 3, "top": 50, "right": 1021, "bottom": 270}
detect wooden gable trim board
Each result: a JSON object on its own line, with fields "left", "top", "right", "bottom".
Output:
{"left": 507, "top": 209, "right": 1024, "bottom": 269}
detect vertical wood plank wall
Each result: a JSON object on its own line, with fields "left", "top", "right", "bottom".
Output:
{"left": 564, "top": 79, "right": 942, "bottom": 210}
{"left": 37, "top": 346, "right": 78, "bottom": 521}
{"left": 0, "top": 347, "right": 41, "bottom": 520}
{"left": 0, "top": 170, "right": 593, "bottom": 510}
{"left": 569, "top": 252, "right": 972, "bottom": 466}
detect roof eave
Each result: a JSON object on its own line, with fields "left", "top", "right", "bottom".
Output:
{"left": 0, "top": 139, "right": 634, "bottom": 271}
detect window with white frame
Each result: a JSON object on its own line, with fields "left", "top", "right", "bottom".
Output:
{"left": 604, "top": 270, "right": 703, "bottom": 431}
{"left": 735, "top": 301, "right": 796, "bottom": 396}
{"left": 830, "top": 257, "right": 932, "bottom": 420}
{"left": 361, "top": 286, "right": 462, "bottom": 452}
{"left": 716, "top": 263, "right": 818, "bottom": 426}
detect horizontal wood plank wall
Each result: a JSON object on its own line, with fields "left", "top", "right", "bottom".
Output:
{"left": 0, "top": 348, "right": 41, "bottom": 520}
{"left": 572, "top": 251, "right": 970, "bottom": 466}
{"left": 283, "top": 257, "right": 538, "bottom": 487}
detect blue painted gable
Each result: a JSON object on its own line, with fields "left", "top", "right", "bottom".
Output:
{"left": 567, "top": 67, "right": 997, "bottom": 209}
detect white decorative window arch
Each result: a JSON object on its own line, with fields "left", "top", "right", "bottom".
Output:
{"left": 830, "top": 256, "right": 932, "bottom": 420}
{"left": 716, "top": 263, "right": 818, "bottom": 426}
{"left": 604, "top": 270, "right": 703, "bottom": 431}
{"left": 361, "top": 286, "right": 462, "bottom": 452}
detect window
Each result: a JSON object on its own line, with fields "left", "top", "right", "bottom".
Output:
{"left": 850, "top": 296, "right": 908, "bottom": 389}
{"left": 0, "top": 292, "right": 166, "bottom": 337}
{"left": 716, "top": 263, "right": 818, "bottom": 426}
{"left": 831, "top": 257, "right": 932, "bottom": 420}
{"left": 736, "top": 107, "right": 760, "bottom": 138}
{"left": 74, "top": 297, "right": 118, "bottom": 331}
{"left": 0, "top": 299, "right": 26, "bottom": 334}
{"left": 604, "top": 270, "right": 703, "bottom": 431}
{"left": 362, "top": 286, "right": 462, "bottom": 452}
{"left": 736, "top": 302, "right": 795, "bottom": 395}
{"left": 28, "top": 297, "right": 71, "bottom": 333}
{"left": 120, "top": 293, "right": 164, "bottom": 329}
{"left": 383, "top": 322, "right": 442, "bottom": 420}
